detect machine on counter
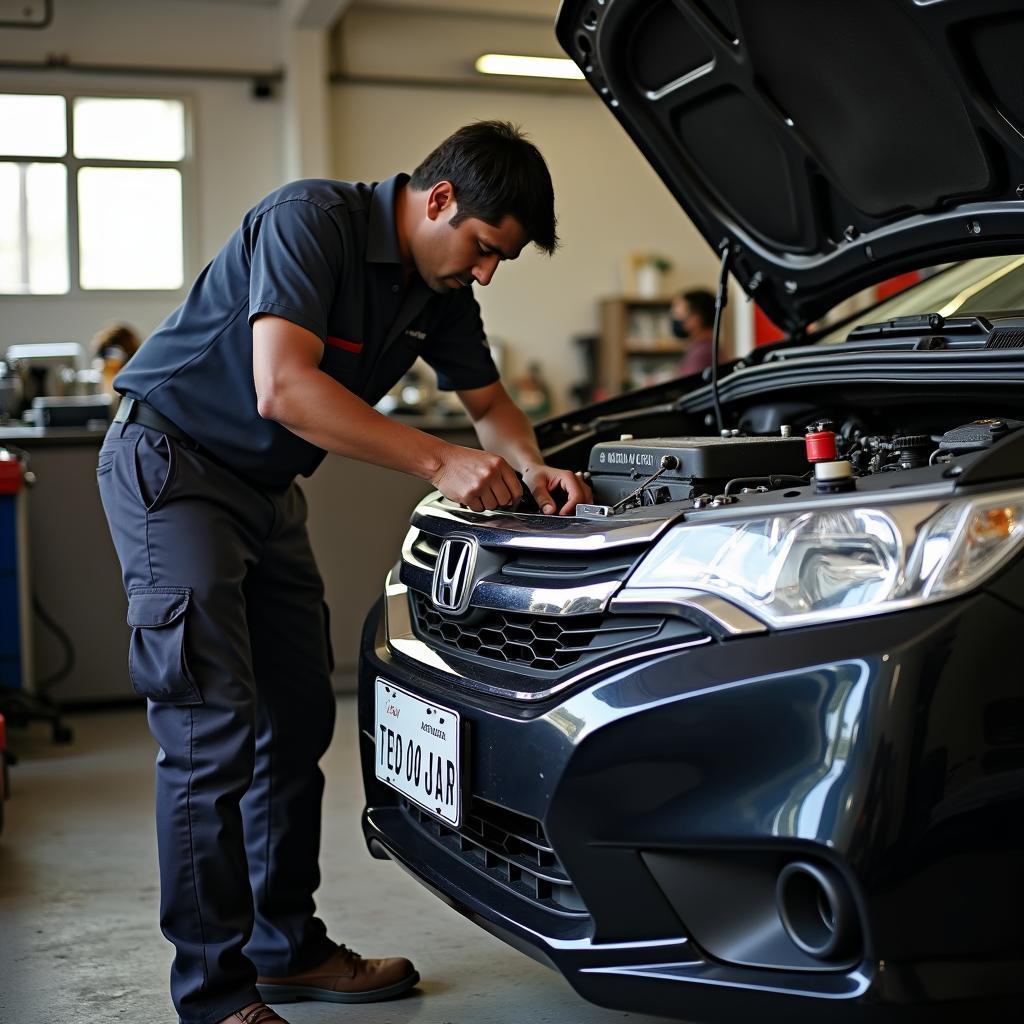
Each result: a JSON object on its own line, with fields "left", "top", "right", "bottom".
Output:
{"left": 1, "top": 342, "right": 111, "bottom": 428}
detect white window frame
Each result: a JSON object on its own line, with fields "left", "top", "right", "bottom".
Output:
{"left": 0, "top": 86, "right": 198, "bottom": 297}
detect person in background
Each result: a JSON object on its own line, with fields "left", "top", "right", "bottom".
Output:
{"left": 91, "top": 323, "right": 142, "bottom": 405}
{"left": 670, "top": 287, "right": 721, "bottom": 377}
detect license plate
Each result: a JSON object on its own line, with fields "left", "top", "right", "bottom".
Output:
{"left": 374, "top": 677, "right": 463, "bottom": 826}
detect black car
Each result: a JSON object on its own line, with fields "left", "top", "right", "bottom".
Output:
{"left": 358, "top": 2, "right": 1024, "bottom": 1020}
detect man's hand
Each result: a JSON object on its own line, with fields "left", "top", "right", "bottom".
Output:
{"left": 522, "top": 463, "right": 593, "bottom": 516}
{"left": 456, "top": 382, "right": 593, "bottom": 516}
{"left": 431, "top": 445, "right": 524, "bottom": 512}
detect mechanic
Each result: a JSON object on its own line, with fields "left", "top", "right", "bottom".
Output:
{"left": 97, "top": 121, "right": 590, "bottom": 1024}
{"left": 670, "top": 286, "right": 720, "bottom": 376}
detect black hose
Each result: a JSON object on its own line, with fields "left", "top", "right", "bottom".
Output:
{"left": 710, "top": 245, "right": 731, "bottom": 436}
{"left": 32, "top": 594, "right": 75, "bottom": 692}
{"left": 724, "top": 473, "right": 810, "bottom": 496}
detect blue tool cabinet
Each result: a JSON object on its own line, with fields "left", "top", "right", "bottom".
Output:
{"left": 0, "top": 492, "right": 22, "bottom": 691}
{"left": 0, "top": 454, "right": 27, "bottom": 693}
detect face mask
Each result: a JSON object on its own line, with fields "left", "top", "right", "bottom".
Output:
{"left": 671, "top": 318, "right": 690, "bottom": 340}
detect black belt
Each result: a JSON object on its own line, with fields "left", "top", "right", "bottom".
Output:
{"left": 114, "top": 397, "right": 198, "bottom": 448}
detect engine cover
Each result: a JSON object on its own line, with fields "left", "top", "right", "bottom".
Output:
{"left": 587, "top": 436, "right": 809, "bottom": 506}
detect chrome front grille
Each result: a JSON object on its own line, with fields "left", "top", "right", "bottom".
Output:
{"left": 400, "top": 797, "right": 588, "bottom": 917}
{"left": 387, "top": 497, "right": 712, "bottom": 700}
{"left": 410, "top": 530, "right": 641, "bottom": 583}
{"left": 411, "top": 590, "right": 662, "bottom": 671}
{"left": 408, "top": 531, "right": 440, "bottom": 567}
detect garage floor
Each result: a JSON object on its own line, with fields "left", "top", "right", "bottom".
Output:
{"left": 0, "top": 699, "right": 669, "bottom": 1024}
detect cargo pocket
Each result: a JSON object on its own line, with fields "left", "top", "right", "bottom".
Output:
{"left": 127, "top": 587, "right": 202, "bottom": 704}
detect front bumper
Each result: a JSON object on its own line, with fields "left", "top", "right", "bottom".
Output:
{"left": 357, "top": 586, "right": 1023, "bottom": 1022}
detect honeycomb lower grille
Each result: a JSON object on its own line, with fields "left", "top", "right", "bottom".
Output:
{"left": 410, "top": 590, "right": 662, "bottom": 671}
{"left": 400, "top": 797, "right": 588, "bottom": 917}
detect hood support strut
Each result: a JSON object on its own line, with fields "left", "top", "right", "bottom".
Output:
{"left": 710, "top": 243, "right": 731, "bottom": 435}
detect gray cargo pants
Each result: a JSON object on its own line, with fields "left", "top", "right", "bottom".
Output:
{"left": 97, "top": 420, "right": 337, "bottom": 1024}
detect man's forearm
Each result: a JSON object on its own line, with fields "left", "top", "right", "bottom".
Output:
{"left": 469, "top": 393, "right": 544, "bottom": 472}
{"left": 258, "top": 363, "right": 449, "bottom": 481}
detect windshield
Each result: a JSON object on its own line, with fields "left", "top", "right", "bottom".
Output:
{"left": 818, "top": 255, "right": 1024, "bottom": 344}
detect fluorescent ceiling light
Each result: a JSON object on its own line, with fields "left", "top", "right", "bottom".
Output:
{"left": 475, "top": 54, "right": 584, "bottom": 80}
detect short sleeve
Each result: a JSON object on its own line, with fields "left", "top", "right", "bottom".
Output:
{"left": 421, "top": 289, "right": 500, "bottom": 392}
{"left": 247, "top": 200, "right": 345, "bottom": 340}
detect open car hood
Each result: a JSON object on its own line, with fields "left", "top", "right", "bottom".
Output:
{"left": 556, "top": 0, "right": 1024, "bottom": 332}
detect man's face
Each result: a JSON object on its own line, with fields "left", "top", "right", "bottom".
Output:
{"left": 413, "top": 182, "right": 530, "bottom": 294}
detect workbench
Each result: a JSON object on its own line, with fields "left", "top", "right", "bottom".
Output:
{"left": 0, "top": 417, "right": 476, "bottom": 703}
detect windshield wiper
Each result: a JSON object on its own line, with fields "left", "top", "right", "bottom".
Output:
{"left": 847, "top": 314, "right": 992, "bottom": 347}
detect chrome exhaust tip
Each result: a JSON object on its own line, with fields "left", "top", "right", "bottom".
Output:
{"left": 776, "top": 860, "right": 859, "bottom": 961}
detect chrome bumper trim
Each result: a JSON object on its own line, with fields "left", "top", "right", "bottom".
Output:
{"left": 411, "top": 493, "right": 673, "bottom": 551}
{"left": 611, "top": 588, "right": 768, "bottom": 638}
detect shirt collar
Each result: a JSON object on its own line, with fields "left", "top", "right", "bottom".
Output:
{"left": 366, "top": 173, "right": 409, "bottom": 265}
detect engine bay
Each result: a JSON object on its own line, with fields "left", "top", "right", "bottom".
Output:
{"left": 564, "top": 415, "right": 1024, "bottom": 519}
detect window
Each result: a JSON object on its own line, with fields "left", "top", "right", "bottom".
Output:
{"left": 0, "top": 92, "right": 190, "bottom": 294}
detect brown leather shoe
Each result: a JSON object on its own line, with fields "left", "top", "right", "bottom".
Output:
{"left": 218, "top": 1004, "right": 288, "bottom": 1024}
{"left": 256, "top": 944, "right": 419, "bottom": 1004}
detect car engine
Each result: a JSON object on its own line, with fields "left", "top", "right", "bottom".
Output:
{"left": 571, "top": 416, "right": 1024, "bottom": 518}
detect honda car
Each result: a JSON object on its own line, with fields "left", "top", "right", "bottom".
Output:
{"left": 357, "top": 1, "right": 1024, "bottom": 1020}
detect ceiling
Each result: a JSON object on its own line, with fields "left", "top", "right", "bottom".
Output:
{"left": 356, "top": 0, "right": 558, "bottom": 18}
{"left": 173, "top": 0, "right": 558, "bottom": 16}
{"left": 150, "top": 0, "right": 572, "bottom": 87}
{"left": 335, "top": 1, "right": 580, "bottom": 90}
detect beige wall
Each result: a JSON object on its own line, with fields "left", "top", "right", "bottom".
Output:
{"left": 331, "top": 82, "right": 720, "bottom": 409}
{"left": 0, "top": 0, "right": 283, "bottom": 70}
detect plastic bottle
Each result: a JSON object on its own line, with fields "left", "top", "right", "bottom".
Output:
{"left": 514, "top": 362, "right": 552, "bottom": 418}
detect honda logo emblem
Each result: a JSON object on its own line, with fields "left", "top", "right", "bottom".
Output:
{"left": 432, "top": 536, "right": 477, "bottom": 614}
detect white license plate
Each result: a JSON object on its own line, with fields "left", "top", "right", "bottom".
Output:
{"left": 374, "top": 677, "right": 463, "bottom": 826}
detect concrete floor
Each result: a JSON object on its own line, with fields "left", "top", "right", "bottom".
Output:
{"left": 0, "top": 699, "right": 668, "bottom": 1024}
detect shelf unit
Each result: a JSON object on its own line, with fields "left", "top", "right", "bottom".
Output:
{"left": 597, "top": 296, "right": 685, "bottom": 395}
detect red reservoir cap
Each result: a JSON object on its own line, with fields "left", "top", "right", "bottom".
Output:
{"left": 0, "top": 451, "right": 23, "bottom": 495}
{"left": 805, "top": 430, "right": 838, "bottom": 463}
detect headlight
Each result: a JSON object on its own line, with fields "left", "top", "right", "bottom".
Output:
{"left": 622, "top": 491, "right": 1024, "bottom": 629}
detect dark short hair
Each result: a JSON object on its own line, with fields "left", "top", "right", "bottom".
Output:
{"left": 410, "top": 121, "right": 558, "bottom": 253}
{"left": 92, "top": 322, "right": 141, "bottom": 360}
{"left": 681, "top": 288, "right": 716, "bottom": 327}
